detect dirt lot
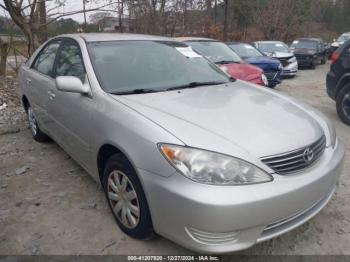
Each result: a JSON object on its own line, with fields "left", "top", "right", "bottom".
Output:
{"left": 0, "top": 63, "right": 349, "bottom": 255}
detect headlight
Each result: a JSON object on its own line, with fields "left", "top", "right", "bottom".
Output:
{"left": 159, "top": 144, "right": 273, "bottom": 185}
{"left": 261, "top": 74, "right": 269, "bottom": 86}
{"left": 278, "top": 63, "right": 283, "bottom": 70}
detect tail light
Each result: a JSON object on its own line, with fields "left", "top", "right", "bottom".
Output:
{"left": 331, "top": 52, "right": 340, "bottom": 64}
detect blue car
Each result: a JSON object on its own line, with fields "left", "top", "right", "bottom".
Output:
{"left": 227, "top": 42, "right": 283, "bottom": 88}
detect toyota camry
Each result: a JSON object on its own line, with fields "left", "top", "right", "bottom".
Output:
{"left": 19, "top": 33, "right": 345, "bottom": 254}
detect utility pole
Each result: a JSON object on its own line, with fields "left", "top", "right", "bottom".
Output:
{"left": 223, "top": 0, "right": 228, "bottom": 41}
{"left": 83, "top": 0, "right": 87, "bottom": 31}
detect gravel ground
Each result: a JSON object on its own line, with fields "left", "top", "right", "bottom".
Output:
{"left": 0, "top": 63, "right": 349, "bottom": 255}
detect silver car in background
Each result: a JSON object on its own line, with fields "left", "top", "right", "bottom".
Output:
{"left": 19, "top": 33, "right": 345, "bottom": 253}
{"left": 253, "top": 41, "right": 298, "bottom": 77}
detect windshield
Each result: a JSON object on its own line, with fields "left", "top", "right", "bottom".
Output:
{"left": 186, "top": 41, "right": 242, "bottom": 64}
{"left": 228, "top": 43, "right": 263, "bottom": 58}
{"left": 87, "top": 41, "right": 229, "bottom": 94}
{"left": 257, "top": 42, "right": 289, "bottom": 53}
{"left": 337, "top": 35, "right": 350, "bottom": 42}
{"left": 291, "top": 40, "right": 317, "bottom": 50}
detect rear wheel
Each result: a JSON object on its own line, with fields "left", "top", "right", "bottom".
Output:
{"left": 26, "top": 105, "right": 50, "bottom": 142}
{"left": 102, "top": 154, "right": 155, "bottom": 240}
{"left": 336, "top": 84, "right": 350, "bottom": 125}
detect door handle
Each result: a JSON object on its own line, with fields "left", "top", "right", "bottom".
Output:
{"left": 48, "top": 91, "right": 56, "bottom": 100}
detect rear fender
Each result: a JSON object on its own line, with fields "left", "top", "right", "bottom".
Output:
{"left": 336, "top": 73, "right": 350, "bottom": 99}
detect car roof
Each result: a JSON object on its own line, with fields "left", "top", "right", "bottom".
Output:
{"left": 227, "top": 42, "right": 246, "bottom": 45}
{"left": 55, "top": 33, "right": 174, "bottom": 42}
{"left": 176, "top": 37, "right": 217, "bottom": 42}
{"left": 296, "top": 38, "right": 322, "bottom": 42}
{"left": 254, "top": 41, "right": 285, "bottom": 44}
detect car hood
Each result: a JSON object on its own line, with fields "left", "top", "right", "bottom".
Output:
{"left": 332, "top": 42, "right": 343, "bottom": 47}
{"left": 291, "top": 48, "right": 316, "bottom": 55}
{"left": 244, "top": 57, "right": 280, "bottom": 70}
{"left": 218, "top": 63, "right": 262, "bottom": 81}
{"left": 114, "top": 81, "right": 324, "bottom": 158}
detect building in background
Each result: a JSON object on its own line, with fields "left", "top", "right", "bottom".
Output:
{"left": 97, "top": 16, "right": 135, "bottom": 32}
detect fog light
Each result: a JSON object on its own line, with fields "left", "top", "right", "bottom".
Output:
{"left": 185, "top": 227, "right": 240, "bottom": 245}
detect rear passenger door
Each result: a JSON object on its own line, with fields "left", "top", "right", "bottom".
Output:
{"left": 27, "top": 39, "right": 62, "bottom": 136}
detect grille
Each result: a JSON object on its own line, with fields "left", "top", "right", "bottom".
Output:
{"left": 279, "top": 58, "right": 289, "bottom": 67}
{"left": 295, "top": 54, "right": 310, "bottom": 60}
{"left": 261, "top": 135, "right": 326, "bottom": 175}
{"left": 264, "top": 71, "right": 278, "bottom": 80}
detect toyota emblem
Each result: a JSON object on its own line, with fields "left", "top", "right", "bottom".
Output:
{"left": 303, "top": 148, "right": 314, "bottom": 163}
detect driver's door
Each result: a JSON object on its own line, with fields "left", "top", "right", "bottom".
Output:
{"left": 49, "top": 39, "right": 96, "bottom": 171}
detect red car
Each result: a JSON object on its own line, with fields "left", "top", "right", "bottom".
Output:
{"left": 177, "top": 37, "right": 268, "bottom": 86}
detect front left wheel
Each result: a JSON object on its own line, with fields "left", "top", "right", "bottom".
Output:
{"left": 102, "top": 154, "right": 155, "bottom": 240}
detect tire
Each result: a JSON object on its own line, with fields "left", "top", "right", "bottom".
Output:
{"left": 336, "top": 84, "right": 350, "bottom": 125}
{"left": 310, "top": 60, "right": 316, "bottom": 69}
{"left": 26, "top": 105, "right": 51, "bottom": 142}
{"left": 321, "top": 55, "right": 327, "bottom": 65}
{"left": 269, "top": 83, "right": 277, "bottom": 89}
{"left": 102, "top": 154, "right": 155, "bottom": 240}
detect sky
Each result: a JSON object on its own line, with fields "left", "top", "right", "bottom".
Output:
{"left": 0, "top": 0, "right": 111, "bottom": 23}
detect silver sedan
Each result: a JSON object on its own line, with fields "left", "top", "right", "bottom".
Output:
{"left": 18, "top": 33, "right": 345, "bottom": 254}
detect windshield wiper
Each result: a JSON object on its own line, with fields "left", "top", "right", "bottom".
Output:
{"left": 166, "top": 81, "right": 226, "bottom": 91}
{"left": 111, "top": 89, "right": 159, "bottom": 95}
{"left": 215, "top": 60, "right": 238, "bottom": 65}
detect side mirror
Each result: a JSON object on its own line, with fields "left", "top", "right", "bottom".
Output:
{"left": 56, "top": 76, "right": 90, "bottom": 94}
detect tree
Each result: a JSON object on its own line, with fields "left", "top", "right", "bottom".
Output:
{"left": 0, "top": 0, "right": 119, "bottom": 55}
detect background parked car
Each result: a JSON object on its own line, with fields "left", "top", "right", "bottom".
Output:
{"left": 253, "top": 41, "right": 298, "bottom": 77}
{"left": 227, "top": 42, "right": 283, "bottom": 88}
{"left": 330, "top": 32, "right": 350, "bottom": 58}
{"left": 327, "top": 39, "right": 350, "bottom": 125}
{"left": 177, "top": 37, "right": 269, "bottom": 87}
{"left": 290, "top": 38, "right": 327, "bottom": 69}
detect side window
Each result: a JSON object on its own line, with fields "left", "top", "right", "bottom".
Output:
{"left": 55, "top": 41, "right": 86, "bottom": 82}
{"left": 32, "top": 40, "right": 61, "bottom": 77}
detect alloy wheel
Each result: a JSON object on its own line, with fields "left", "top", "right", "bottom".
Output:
{"left": 107, "top": 170, "right": 140, "bottom": 229}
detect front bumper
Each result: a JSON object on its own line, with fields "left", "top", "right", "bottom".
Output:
{"left": 281, "top": 61, "right": 298, "bottom": 76}
{"left": 139, "top": 139, "right": 345, "bottom": 254}
{"left": 264, "top": 70, "right": 283, "bottom": 87}
{"left": 296, "top": 56, "right": 315, "bottom": 67}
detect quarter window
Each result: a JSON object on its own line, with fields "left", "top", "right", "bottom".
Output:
{"left": 32, "top": 40, "right": 61, "bottom": 77}
{"left": 55, "top": 41, "right": 85, "bottom": 82}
